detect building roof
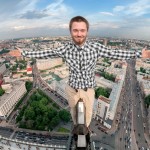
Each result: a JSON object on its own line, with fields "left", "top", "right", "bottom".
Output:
{"left": 27, "top": 67, "right": 32, "bottom": 71}
{"left": 98, "top": 95, "right": 111, "bottom": 104}
{"left": 8, "top": 49, "right": 21, "bottom": 57}
{"left": 105, "top": 118, "right": 113, "bottom": 125}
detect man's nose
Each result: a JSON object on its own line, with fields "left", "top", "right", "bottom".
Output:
{"left": 77, "top": 31, "right": 82, "bottom": 36}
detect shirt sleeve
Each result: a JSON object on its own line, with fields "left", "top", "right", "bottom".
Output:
{"left": 97, "top": 43, "right": 142, "bottom": 60}
{"left": 21, "top": 44, "right": 66, "bottom": 59}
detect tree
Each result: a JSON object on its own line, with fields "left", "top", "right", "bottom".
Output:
{"left": 144, "top": 95, "right": 150, "bottom": 108}
{"left": 140, "top": 67, "right": 146, "bottom": 73}
{"left": 40, "top": 97, "right": 48, "bottom": 105}
{"left": 47, "top": 107, "right": 57, "bottom": 120}
{"left": 35, "top": 92, "right": 43, "bottom": 101}
{"left": 26, "top": 120, "right": 34, "bottom": 129}
{"left": 0, "top": 88, "right": 5, "bottom": 96}
{"left": 50, "top": 115, "right": 60, "bottom": 128}
{"left": 59, "top": 109, "right": 71, "bottom": 122}
{"left": 25, "top": 81, "right": 33, "bottom": 91}
{"left": 24, "top": 107, "right": 35, "bottom": 120}
{"left": 16, "top": 115, "right": 22, "bottom": 123}
{"left": 38, "top": 103, "right": 48, "bottom": 114}
{"left": 95, "top": 87, "right": 110, "bottom": 98}
{"left": 19, "top": 120, "right": 26, "bottom": 128}
{"left": 42, "top": 114, "right": 49, "bottom": 126}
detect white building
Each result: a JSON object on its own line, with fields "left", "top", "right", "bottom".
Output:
{"left": 0, "top": 81, "right": 27, "bottom": 119}
{"left": 95, "top": 76, "right": 114, "bottom": 89}
{"left": 94, "top": 62, "right": 127, "bottom": 129}
{"left": 52, "top": 78, "right": 68, "bottom": 100}
{"left": 0, "top": 136, "right": 67, "bottom": 150}
{"left": 95, "top": 96, "right": 111, "bottom": 124}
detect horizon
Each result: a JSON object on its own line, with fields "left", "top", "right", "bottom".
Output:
{"left": 0, "top": 0, "right": 150, "bottom": 41}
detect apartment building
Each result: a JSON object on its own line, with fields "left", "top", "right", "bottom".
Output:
{"left": 136, "top": 59, "right": 150, "bottom": 70}
{"left": 53, "top": 78, "right": 68, "bottom": 100}
{"left": 0, "top": 81, "right": 27, "bottom": 119}
{"left": 95, "top": 96, "right": 111, "bottom": 124}
{"left": 93, "top": 62, "right": 126, "bottom": 129}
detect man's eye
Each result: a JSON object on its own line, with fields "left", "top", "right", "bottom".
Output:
{"left": 81, "top": 29, "right": 86, "bottom": 32}
{"left": 73, "top": 29, "right": 78, "bottom": 32}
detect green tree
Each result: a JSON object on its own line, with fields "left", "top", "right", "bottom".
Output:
{"left": 52, "top": 103, "right": 60, "bottom": 109}
{"left": 30, "top": 101, "right": 39, "bottom": 109}
{"left": 95, "top": 87, "right": 110, "bottom": 98}
{"left": 25, "top": 81, "right": 33, "bottom": 91}
{"left": 144, "top": 95, "right": 150, "bottom": 108}
{"left": 16, "top": 114, "right": 22, "bottom": 123}
{"left": 50, "top": 115, "right": 60, "bottom": 128}
{"left": 38, "top": 103, "right": 48, "bottom": 114}
{"left": 40, "top": 97, "right": 48, "bottom": 105}
{"left": 0, "top": 88, "right": 5, "bottom": 96}
{"left": 140, "top": 67, "right": 146, "bottom": 73}
{"left": 59, "top": 109, "right": 71, "bottom": 122}
{"left": 26, "top": 120, "right": 34, "bottom": 129}
{"left": 35, "top": 92, "right": 43, "bottom": 101}
{"left": 24, "top": 107, "right": 35, "bottom": 120}
{"left": 47, "top": 107, "right": 57, "bottom": 120}
{"left": 42, "top": 114, "right": 49, "bottom": 126}
{"left": 19, "top": 120, "right": 27, "bottom": 128}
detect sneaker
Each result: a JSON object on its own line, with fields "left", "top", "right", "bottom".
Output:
{"left": 73, "top": 134, "right": 78, "bottom": 142}
{"left": 87, "top": 126, "right": 92, "bottom": 135}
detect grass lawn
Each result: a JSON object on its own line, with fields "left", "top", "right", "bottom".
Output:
{"left": 57, "top": 127, "right": 70, "bottom": 133}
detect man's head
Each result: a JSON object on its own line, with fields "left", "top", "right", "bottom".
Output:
{"left": 69, "top": 16, "right": 89, "bottom": 46}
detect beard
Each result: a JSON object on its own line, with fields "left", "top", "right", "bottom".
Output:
{"left": 72, "top": 36, "right": 87, "bottom": 46}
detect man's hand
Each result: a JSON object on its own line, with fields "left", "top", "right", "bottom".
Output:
{"left": 142, "top": 47, "right": 150, "bottom": 58}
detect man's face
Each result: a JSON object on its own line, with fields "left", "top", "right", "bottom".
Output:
{"left": 70, "top": 21, "right": 88, "bottom": 46}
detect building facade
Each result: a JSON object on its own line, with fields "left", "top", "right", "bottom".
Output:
{"left": 0, "top": 81, "right": 27, "bottom": 119}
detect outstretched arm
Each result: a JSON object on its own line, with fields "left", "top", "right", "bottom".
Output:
{"left": 142, "top": 47, "right": 150, "bottom": 58}
{"left": 16, "top": 45, "right": 66, "bottom": 59}
{"left": 97, "top": 43, "right": 141, "bottom": 60}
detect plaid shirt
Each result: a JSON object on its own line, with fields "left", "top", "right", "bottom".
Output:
{"left": 22, "top": 40, "right": 141, "bottom": 89}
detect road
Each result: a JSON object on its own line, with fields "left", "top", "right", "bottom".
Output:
{"left": 115, "top": 61, "right": 133, "bottom": 150}
{"left": 129, "top": 60, "right": 149, "bottom": 150}
{"left": 115, "top": 60, "right": 149, "bottom": 150}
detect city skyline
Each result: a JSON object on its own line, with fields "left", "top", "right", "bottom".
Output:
{"left": 0, "top": 0, "right": 150, "bottom": 40}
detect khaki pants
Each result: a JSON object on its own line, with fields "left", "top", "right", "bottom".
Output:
{"left": 65, "top": 85, "right": 95, "bottom": 127}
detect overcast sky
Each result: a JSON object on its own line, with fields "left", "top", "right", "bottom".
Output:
{"left": 0, "top": 0, "right": 150, "bottom": 40}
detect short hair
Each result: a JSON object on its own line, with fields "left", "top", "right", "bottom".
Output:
{"left": 69, "top": 16, "right": 89, "bottom": 31}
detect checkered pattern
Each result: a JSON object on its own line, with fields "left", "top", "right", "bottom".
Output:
{"left": 22, "top": 40, "right": 141, "bottom": 89}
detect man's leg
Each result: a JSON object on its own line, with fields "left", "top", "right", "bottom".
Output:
{"left": 65, "top": 85, "right": 79, "bottom": 125}
{"left": 78, "top": 88, "right": 95, "bottom": 127}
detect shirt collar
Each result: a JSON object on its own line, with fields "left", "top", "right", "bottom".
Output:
{"left": 70, "top": 40, "right": 88, "bottom": 51}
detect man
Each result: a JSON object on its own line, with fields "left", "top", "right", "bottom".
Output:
{"left": 21, "top": 16, "right": 150, "bottom": 132}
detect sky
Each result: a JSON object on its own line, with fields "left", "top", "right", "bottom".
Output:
{"left": 0, "top": 0, "right": 150, "bottom": 40}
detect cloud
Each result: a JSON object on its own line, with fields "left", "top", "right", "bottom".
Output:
{"left": 99, "top": 12, "right": 114, "bottom": 16}
{"left": 113, "top": 6, "right": 125, "bottom": 12}
{"left": 113, "top": 0, "right": 150, "bottom": 17}
{"left": 20, "top": 10, "right": 50, "bottom": 19}
{"left": 19, "top": 0, "right": 72, "bottom": 20}
{"left": 0, "top": 0, "right": 150, "bottom": 40}
{"left": 13, "top": 26, "right": 27, "bottom": 31}
{"left": 91, "top": 22, "right": 119, "bottom": 29}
